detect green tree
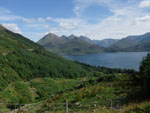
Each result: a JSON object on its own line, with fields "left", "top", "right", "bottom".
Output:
{"left": 140, "top": 53, "right": 150, "bottom": 98}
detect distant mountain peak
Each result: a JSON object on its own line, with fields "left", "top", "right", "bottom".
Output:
{"left": 61, "top": 35, "right": 67, "bottom": 38}
{"left": 0, "top": 24, "right": 6, "bottom": 30}
{"left": 144, "top": 32, "right": 150, "bottom": 36}
{"left": 68, "top": 34, "right": 77, "bottom": 39}
{"left": 69, "top": 34, "right": 76, "bottom": 37}
{"left": 46, "top": 33, "right": 58, "bottom": 37}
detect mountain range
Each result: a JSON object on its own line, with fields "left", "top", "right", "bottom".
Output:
{"left": 38, "top": 32, "right": 150, "bottom": 54}
{"left": 38, "top": 33, "right": 104, "bottom": 54}
{"left": 106, "top": 32, "right": 150, "bottom": 52}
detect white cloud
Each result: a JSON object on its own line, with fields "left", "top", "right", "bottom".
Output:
{"left": 0, "top": 7, "right": 21, "bottom": 21}
{"left": 2, "top": 23, "right": 22, "bottom": 34}
{"left": 22, "top": 18, "right": 36, "bottom": 23}
{"left": 0, "top": 15, "right": 21, "bottom": 21}
{"left": 64, "top": 0, "right": 149, "bottom": 40}
{"left": 139, "top": 0, "right": 150, "bottom": 8}
{"left": 73, "top": 6, "right": 81, "bottom": 17}
{"left": 45, "top": 0, "right": 150, "bottom": 40}
{"left": 46, "top": 17, "right": 52, "bottom": 21}
{"left": 59, "top": 22, "right": 78, "bottom": 30}
{"left": 135, "top": 15, "right": 150, "bottom": 23}
{"left": 38, "top": 17, "right": 45, "bottom": 22}
{"left": 25, "top": 23, "right": 50, "bottom": 30}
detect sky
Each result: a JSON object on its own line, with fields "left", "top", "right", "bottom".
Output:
{"left": 0, "top": 0, "right": 150, "bottom": 42}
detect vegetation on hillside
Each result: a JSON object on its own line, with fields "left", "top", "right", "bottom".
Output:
{"left": 0, "top": 26, "right": 150, "bottom": 112}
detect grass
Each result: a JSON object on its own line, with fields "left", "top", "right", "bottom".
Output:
{"left": 1, "top": 76, "right": 150, "bottom": 113}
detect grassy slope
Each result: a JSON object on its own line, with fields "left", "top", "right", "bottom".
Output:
{"left": 0, "top": 27, "right": 150, "bottom": 112}
{"left": 0, "top": 29, "right": 89, "bottom": 108}
{"left": 20, "top": 74, "right": 149, "bottom": 113}
{"left": 0, "top": 30, "right": 88, "bottom": 79}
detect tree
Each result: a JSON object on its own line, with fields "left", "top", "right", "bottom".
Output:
{"left": 139, "top": 53, "right": 150, "bottom": 98}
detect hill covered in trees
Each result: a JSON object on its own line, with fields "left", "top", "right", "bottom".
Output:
{"left": 0, "top": 25, "right": 89, "bottom": 80}
{"left": 0, "top": 25, "right": 92, "bottom": 108}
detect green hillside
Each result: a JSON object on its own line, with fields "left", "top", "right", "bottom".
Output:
{"left": 0, "top": 30, "right": 88, "bottom": 79}
{"left": 0, "top": 25, "right": 91, "bottom": 109}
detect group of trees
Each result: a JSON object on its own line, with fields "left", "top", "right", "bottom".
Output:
{"left": 123, "top": 53, "right": 150, "bottom": 100}
{"left": 139, "top": 53, "right": 150, "bottom": 98}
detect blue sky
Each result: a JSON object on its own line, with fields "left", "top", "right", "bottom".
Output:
{"left": 0, "top": 0, "right": 150, "bottom": 41}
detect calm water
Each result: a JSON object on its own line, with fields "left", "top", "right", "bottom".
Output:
{"left": 63, "top": 52, "right": 149, "bottom": 71}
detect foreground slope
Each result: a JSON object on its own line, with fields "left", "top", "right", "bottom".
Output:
{"left": 0, "top": 27, "right": 87, "bottom": 80}
{"left": 0, "top": 25, "right": 92, "bottom": 112}
{"left": 0, "top": 25, "right": 89, "bottom": 102}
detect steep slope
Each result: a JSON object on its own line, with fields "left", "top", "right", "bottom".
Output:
{"left": 38, "top": 33, "right": 103, "bottom": 54}
{"left": 0, "top": 25, "right": 90, "bottom": 107}
{"left": 106, "top": 33, "right": 150, "bottom": 52}
{"left": 0, "top": 27, "right": 88, "bottom": 79}
{"left": 93, "top": 39, "right": 119, "bottom": 47}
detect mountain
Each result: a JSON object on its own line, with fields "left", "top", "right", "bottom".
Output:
{"left": 38, "top": 33, "right": 67, "bottom": 53}
{"left": 60, "top": 37, "right": 102, "bottom": 54}
{"left": 38, "top": 34, "right": 103, "bottom": 54}
{"left": 93, "top": 39, "right": 120, "bottom": 47}
{"left": 79, "top": 36, "right": 95, "bottom": 44}
{"left": 106, "top": 32, "right": 150, "bottom": 52}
